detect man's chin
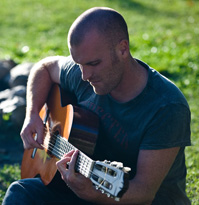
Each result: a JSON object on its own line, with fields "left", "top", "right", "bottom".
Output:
{"left": 93, "top": 87, "right": 109, "bottom": 95}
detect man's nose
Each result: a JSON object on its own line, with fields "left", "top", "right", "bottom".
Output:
{"left": 80, "top": 65, "right": 92, "bottom": 81}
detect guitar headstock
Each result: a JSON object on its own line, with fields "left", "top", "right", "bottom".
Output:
{"left": 90, "top": 160, "right": 131, "bottom": 201}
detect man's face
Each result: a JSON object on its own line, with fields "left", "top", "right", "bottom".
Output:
{"left": 70, "top": 30, "right": 124, "bottom": 95}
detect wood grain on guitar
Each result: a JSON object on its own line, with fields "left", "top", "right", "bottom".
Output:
{"left": 21, "top": 84, "right": 130, "bottom": 200}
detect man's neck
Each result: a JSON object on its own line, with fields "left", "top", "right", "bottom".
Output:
{"left": 110, "top": 58, "right": 148, "bottom": 103}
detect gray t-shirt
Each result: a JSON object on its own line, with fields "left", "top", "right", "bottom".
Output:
{"left": 60, "top": 56, "right": 191, "bottom": 204}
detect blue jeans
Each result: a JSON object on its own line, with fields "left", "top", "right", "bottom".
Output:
{"left": 3, "top": 177, "right": 93, "bottom": 205}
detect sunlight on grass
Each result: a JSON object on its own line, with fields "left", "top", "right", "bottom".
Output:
{"left": 0, "top": 164, "right": 21, "bottom": 203}
{"left": 0, "top": 0, "right": 198, "bottom": 203}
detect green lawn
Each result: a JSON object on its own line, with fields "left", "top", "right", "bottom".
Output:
{"left": 0, "top": 0, "right": 199, "bottom": 203}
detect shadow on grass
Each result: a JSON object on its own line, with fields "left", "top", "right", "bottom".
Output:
{"left": 109, "top": 0, "right": 183, "bottom": 19}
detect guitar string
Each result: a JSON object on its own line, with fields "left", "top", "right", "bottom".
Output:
{"left": 44, "top": 134, "right": 91, "bottom": 169}
{"left": 41, "top": 137, "right": 92, "bottom": 177}
{"left": 41, "top": 126, "right": 93, "bottom": 176}
{"left": 39, "top": 124, "right": 112, "bottom": 189}
{"left": 41, "top": 136, "right": 94, "bottom": 177}
{"left": 54, "top": 134, "right": 93, "bottom": 175}
{"left": 43, "top": 126, "right": 92, "bottom": 165}
{"left": 41, "top": 137, "right": 110, "bottom": 192}
{"left": 43, "top": 125, "right": 75, "bottom": 156}
{"left": 37, "top": 126, "right": 114, "bottom": 192}
{"left": 43, "top": 125, "right": 93, "bottom": 164}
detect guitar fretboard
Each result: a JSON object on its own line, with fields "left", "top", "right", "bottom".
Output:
{"left": 50, "top": 134, "right": 94, "bottom": 178}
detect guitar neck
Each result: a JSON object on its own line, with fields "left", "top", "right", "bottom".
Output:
{"left": 50, "top": 135, "right": 94, "bottom": 178}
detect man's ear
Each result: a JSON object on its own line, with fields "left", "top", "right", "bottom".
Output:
{"left": 117, "top": 39, "right": 129, "bottom": 58}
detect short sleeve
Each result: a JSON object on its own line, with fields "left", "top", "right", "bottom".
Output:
{"left": 59, "top": 56, "right": 82, "bottom": 93}
{"left": 140, "top": 103, "right": 191, "bottom": 149}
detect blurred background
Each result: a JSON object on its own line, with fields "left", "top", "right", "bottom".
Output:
{"left": 0, "top": 0, "right": 198, "bottom": 203}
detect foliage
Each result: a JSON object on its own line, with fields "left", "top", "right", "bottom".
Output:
{"left": 0, "top": 164, "right": 21, "bottom": 203}
{"left": 0, "top": 0, "right": 198, "bottom": 204}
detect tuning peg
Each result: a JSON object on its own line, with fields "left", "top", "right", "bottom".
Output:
{"left": 104, "top": 160, "right": 111, "bottom": 164}
{"left": 123, "top": 167, "right": 131, "bottom": 172}
{"left": 106, "top": 193, "right": 111, "bottom": 198}
{"left": 110, "top": 161, "right": 123, "bottom": 168}
{"left": 114, "top": 197, "right": 120, "bottom": 202}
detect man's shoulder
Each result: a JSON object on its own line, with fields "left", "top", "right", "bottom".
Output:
{"left": 136, "top": 58, "right": 189, "bottom": 108}
{"left": 59, "top": 55, "right": 78, "bottom": 70}
{"left": 59, "top": 55, "right": 83, "bottom": 92}
{"left": 147, "top": 67, "right": 189, "bottom": 108}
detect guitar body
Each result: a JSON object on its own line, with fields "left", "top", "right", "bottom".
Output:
{"left": 21, "top": 84, "right": 99, "bottom": 185}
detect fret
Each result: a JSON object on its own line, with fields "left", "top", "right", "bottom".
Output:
{"left": 51, "top": 135, "right": 64, "bottom": 159}
{"left": 76, "top": 151, "right": 93, "bottom": 178}
{"left": 51, "top": 134, "right": 94, "bottom": 178}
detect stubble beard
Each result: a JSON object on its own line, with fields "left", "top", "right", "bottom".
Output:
{"left": 92, "top": 51, "right": 123, "bottom": 95}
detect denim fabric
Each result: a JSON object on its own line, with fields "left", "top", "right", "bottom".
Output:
{"left": 3, "top": 178, "right": 92, "bottom": 205}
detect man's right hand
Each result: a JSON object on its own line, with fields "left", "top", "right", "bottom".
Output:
{"left": 20, "top": 56, "right": 63, "bottom": 150}
{"left": 20, "top": 113, "right": 44, "bottom": 150}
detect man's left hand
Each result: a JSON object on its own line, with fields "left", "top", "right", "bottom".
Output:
{"left": 56, "top": 150, "right": 98, "bottom": 201}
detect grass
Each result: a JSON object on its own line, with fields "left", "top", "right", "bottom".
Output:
{"left": 0, "top": 0, "right": 199, "bottom": 203}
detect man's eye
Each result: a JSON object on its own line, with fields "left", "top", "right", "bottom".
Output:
{"left": 91, "top": 63, "right": 98, "bottom": 66}
{"left": 90, "top": 61, "right": 100, "bottom": 66}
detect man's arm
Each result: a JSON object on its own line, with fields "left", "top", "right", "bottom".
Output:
{"left": 56, "top": 147, "right": 180, "bottom": 204}
{"left": 120, "top": 147, "right": 180, "bottom": 204}
{"left": 20, "top": 56, "right": 66, "bottom": 149}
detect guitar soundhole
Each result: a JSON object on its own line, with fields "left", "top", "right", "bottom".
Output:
{"left": 47, "top": 122, "right": 61, "bottom": 157}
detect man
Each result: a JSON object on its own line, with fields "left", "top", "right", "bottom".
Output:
{"left": 3, "top": 7, "right": 191, "bottom": 204}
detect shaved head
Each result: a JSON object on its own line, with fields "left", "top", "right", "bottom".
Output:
{"left": 67, "top": 7, "right": 129, "bottom": 48}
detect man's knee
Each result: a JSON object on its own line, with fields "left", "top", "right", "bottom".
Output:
{"left": 9, "top": 180, "right": 22, "bottom": 191}
{"left": 3, "top": 180, "right": 31, "bottom": 205}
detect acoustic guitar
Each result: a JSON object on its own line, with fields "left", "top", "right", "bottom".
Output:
{"left": 21, "top": 84, "right": 130, "bottom": 200}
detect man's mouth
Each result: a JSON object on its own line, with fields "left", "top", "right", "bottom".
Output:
{"left": 88, "top": 79, "right": 101, "bottom": 86}
{"left": 90, "top": 81, "right": 100, "bottom": 86}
